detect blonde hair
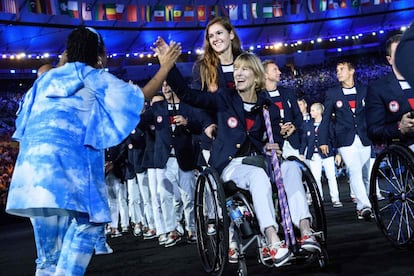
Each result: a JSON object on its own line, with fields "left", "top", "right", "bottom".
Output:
{"left": 234, "top": 52, "right": 266, "bottom": 92}
{"left": 311, "top": 102, "right": 325, "bottom": 113}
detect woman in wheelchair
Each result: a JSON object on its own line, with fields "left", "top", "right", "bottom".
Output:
{"left": 156, "top": 43, "right": 321, "bottom": 265}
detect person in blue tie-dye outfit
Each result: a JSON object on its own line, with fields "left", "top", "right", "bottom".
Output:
{"left": 5, "top": 27, "right": 181, "bottom": 276}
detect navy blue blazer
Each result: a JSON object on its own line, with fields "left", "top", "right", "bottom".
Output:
{"left": 105, "top": 142, "right": 128, "bottom": 182}
{"left": 191, "top": 60, "right": 235, "bottom": 151}
{"left": 366, "top": 73, "right": 414, "bottom": 145}
{"left": 265, "top": 87, "right": 303, "bottom": 149}
{"left": 300, "top": 119, "right": 336, "bottom": 160}
{"left": 151, "top": 100, "right": 202, "bottom": 171}
{"left": 124, "top": 126, "right": 146, "bottom": 179}
{"left": 319, "top": 84, "right": 371, "bottom": 148}
{"left": 140, "top": 108, "right": 156, "bottom": 169}
{"left": 167, "top": 66, "right": 284, "bottom": 174}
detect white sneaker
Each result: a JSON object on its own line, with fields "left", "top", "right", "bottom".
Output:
{"left": 164, "top": 231, "right": 181, "bottom": 247}
{"left": 121, "top": 226, "right": 129, "bottom": 233}
{"left": 158, "top": 234, "right": 168, "bottom": 245}
{"left": 110, "top": 228, "right": 122, "bottom": 238}
{"left": 133, "top": 225, "right": 143, "bottom": 237}
{"left": 143, "top": 229, "right": 157, "bottom": 240}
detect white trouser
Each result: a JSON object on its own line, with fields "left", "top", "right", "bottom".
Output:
{"left": 282, "top": 140, "right": 301, "bottom": 159}
{"left": 309, "top": 155, "right": 340, "bottom": 202}
{"left": 281, "top": 160, "right": 313, "bottom": 227}
{"left": 338, "top": 135, "right": 371, "bottom": 210}
{"left": 156, "top": 157, "right": 196, "bottom": 233}
{"left": 137, "top": 171, "right": 155, "bottom": 229}
{"left": 127, "top": 177, "right": 144, "bottom": 226}
{"left": 106, "top": 172, "right": 129, "bottom": 229}
{"left": 221, "top": 157, "right": 277, "bottom": 234}
{"left": 148, "top": 168, "right": 166, "bottom": 235}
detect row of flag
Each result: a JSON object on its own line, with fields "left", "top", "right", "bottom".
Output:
{"left": 0, "top": 1, "right": 401, "bottom": 21}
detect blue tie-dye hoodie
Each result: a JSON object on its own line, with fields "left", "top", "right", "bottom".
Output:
{"left": 6, "top": 62, "right": 144, "bottom": 223}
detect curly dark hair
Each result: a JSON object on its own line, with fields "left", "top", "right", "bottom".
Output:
{"left": 66, "top": 27, "right": 105, "bottom": 67}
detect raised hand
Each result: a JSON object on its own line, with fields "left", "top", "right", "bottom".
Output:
{"left": 142, "top": 38, "right": 181, "bottom": 99}
{"left": 152, "top": 37, "right": 181, "bottom": 70}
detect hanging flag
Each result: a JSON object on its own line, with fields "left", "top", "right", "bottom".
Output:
{"left": 208, "top": 5, "right": 218, "bottom": 20}
{"left": 291, "top": 0, "right": 301, "bottom": 14}
{"left": 328, "top": 0, "right": 340, "bottom": 9}
{"left": 307, "top": 0, "right": 317, "bottom": 12}
{"left": 67, "top": 1, "right": 78, "bottom": 18}
{"left": 81, "top": 2, "right": 92, "bottom": 20}
{"left": 361, "top": 0, "right": 371, "bottom": 6}
{"left": 153, "top": 5, "right": 165, "bottom": 22}
{"left": 58, "top": 0, "right": 68, "bottom": 15}
{"left": 273, "top": 1, "right": 283, "bottom": 17}
{"left": 320, "top": 0, "right": 328, "bottom": 11}
{"left": 44, "top": 0, "right": 57, "bottom": 15}
{"left": 173, "top": 5, "right": 183, "bottom": 21}
{"left": 126, "top": 4, "right": 137, "bottom": 22}
{"left": 141, "top": 5, "right": 151, "bottom": 22}
{"left": 93, "top": 3, "right": 105, "bottom": 21}
{"left": 29, "top": 0, "right": 47, "bottom": 14}
{"left": 165, "top": 5, "right": 173, "bottom": 22}
{"left": 251, "top": 2, "right": 258, "bottom": 19}
{"left": 3, "top": 0, "right": 18, "bottom": 14}
{"left": 262, "top": 3, "right": 272, "bottom": 18}
{"left": 115, "top": 4, "right": 124, "bottom": 20}
{"left": 197, "top": 5, "right": 207, "bottom": 22}
{"left": 242, "top": 3, "right": 249, "bottom": 20}
{"left": 219, "top": 5, "right": 229, "bottom": 18}
{"left": 228, "top": 5, "right": 238, "bottom": 20}
{"left": 105, "top": 3, "right": 116, "bottom": 20}
{"left": 184, "top": 5, "right": 194, "bottom": 22}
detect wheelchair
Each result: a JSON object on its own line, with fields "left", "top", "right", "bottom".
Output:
{"left": 369, "top": 143, "right": 414, "bottom": 248}
{"left": 194, "top": 156, "right": 328, "bottom": 275}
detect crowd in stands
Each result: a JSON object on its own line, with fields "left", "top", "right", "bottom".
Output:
{"left": 0, "top": 52, "right": 392, "bottom": 209}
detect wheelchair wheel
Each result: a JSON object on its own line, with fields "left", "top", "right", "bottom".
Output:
{"left": 369, "top": 144, "right": 414, "bottom": 248}
{"left": 194, "top": 167, "right": 230, "bottom": 275}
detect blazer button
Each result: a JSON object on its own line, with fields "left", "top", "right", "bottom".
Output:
{"left": 236, "top": 144, "right": 241, "bottom": 148}
{"left": 228, "top": 156, "right": 233, "bottom": 160}
{"left": 128, "top": 144, "right": 133, "bottom": 149}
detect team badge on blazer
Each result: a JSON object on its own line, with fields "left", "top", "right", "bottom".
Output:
{"left": 388, "top": 100, "right": 399, "bottom": 113}
{"left": 227, "top": 117, "right": 238, "bottom": 128}
{"left": 336, "top": 100, "right": 343, "bottom": 108}
{"left": 156, "top": 116, "right": 163, "bottom": 123}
